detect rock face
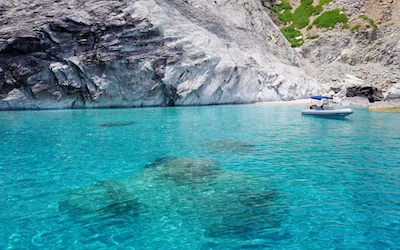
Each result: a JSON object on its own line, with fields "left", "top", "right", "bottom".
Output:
{"left": 0, "top": 0, "right": 319, "bottom": 110}
{"left": 296, "top": 0, "right": 400, "bottom": 104}
{"left": 343, "top": 74, "right": 384, "bottom": 103}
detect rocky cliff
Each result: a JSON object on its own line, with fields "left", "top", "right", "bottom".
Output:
{"left": 0, "top": 0, "right": 320, "bottom": 110}
{"left": 291, "top": 0, "right": 400, "bottom": 105}
{"left": 2, "top": 0, "right": 399, "bottom": 110}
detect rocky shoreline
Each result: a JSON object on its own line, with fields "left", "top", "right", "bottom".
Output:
{"left": 368, "top": 100, "right": 400, "bottom": 112}
{"left": 1, "top": 0, "right": 399, "bottom": 111}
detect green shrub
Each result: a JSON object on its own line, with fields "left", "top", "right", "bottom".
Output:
{"left": 319, "top": 0, "right": 333, "bottom": 6}
{"left": 350, "top": 24, "right": 361, "bottom": 32}
{"left": 281, "top": 25, "right": 303, "bottom": 47}
{"left": 271, "top": 0, "right": 292, "bottom": 13}
{"left": 279, "top": 10, "right": 294, "bottom": 24}
{"left": 314, "top": 5, "right": 323, "bottom": 15}
{"left": 306, "top": 34, "right": 320, "bottom": 40}
{"left": 270, "top": 0, "right": 347, "bottom": 47}
{"left": 292, "top": 0, "right": 316, "bottom": 29}
{"left": 293, "top": 12, "right": 311, "bottom": 29}
{"left": 301, "top": 0, "right": 313, "bottom": 5}
{"left": 271, "top": 0, "right": 294, "bottom": 24}
{"left": 360, "top": 15, "right": 378, "bottom": 29}
{"left": 312, "top": 8, "right": 349, "bottom": 28}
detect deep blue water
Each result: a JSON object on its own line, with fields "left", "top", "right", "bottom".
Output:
{"left": 1, "top": 105, "right": 399, "bottom": 249}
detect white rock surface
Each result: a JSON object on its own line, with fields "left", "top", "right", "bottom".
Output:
{"left": 0, "top": 0, "right": 320, "bottom": 110}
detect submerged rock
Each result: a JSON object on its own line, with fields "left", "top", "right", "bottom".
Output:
{"left": 59, "top": 179, "right": 140, "bottom": 218}
{"left": 202, "top": 186, "right": 280, "bottom": 239}
{"left": 142, "top": 157, "right": 221, "bottom": 185}
{"left": 60, "top": 157, "right": 283, "bottom": 239}
{"left": 204, "top": 139, "right": 256, "bottom": 154}
{"left": 99, "top": 121, "right": 135, "bottom": 127}
{"left": 131, "top": 157, "right": 282, "bottom": 239}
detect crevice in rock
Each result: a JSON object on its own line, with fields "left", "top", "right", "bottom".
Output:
{"left": 161, "top": 83, "right": 178, "bottom": 106}
{"left": 346, "top": 86, "right": 384, "bottom": 103}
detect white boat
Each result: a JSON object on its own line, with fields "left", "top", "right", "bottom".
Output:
{"left": 301, "top": 96, "right": 354, "bottom": 117}
{"left": 301, "top": 108, "right": 354, "bottom": 117}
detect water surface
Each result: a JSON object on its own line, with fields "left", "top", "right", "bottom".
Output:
{"left": 1, "top": 105, "right": 399, "bottom": 249}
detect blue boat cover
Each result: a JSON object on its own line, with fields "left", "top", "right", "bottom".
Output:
{"left": 311, "top": 95, "right": 332, "bottom": 100}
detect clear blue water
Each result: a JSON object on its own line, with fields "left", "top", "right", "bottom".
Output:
{"left": 1, "top": 105, "right": 399, "bottom": 249}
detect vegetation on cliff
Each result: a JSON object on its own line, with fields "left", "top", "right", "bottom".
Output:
{"left": 271, "top": 0, "right": 345, "bottom": 47}
{"left": 360, "top": 14, "right": 378, "bottom": 29}
{"left": 270, "top": 0, "right": 377, "bottom": 47}
{"left": 311, "top": 8, "right": 348, "bottom": 29}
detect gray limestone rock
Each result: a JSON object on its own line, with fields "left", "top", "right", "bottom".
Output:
{"left": 0, "top": 0, "right": 319, "bottom": 110}
{"left": 344, "top": 74, "right": 384, "bottom": 103}
{"left": 300, "top": 25, "right": 400, "bottom": 104}
{"left": 386, "top": 83, "right": 400, "bottom": 100}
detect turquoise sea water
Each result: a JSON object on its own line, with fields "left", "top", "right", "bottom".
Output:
{"left": 1, "top": 105, "right": 399, "bottom": 249}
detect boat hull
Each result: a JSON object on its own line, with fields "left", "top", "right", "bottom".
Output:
{"left": 301, "top": 108, "right": 354, "bottom": 117}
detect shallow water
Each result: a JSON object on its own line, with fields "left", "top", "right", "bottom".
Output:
{"left": 1, "top": 105, "right": 399, "bottom": 249}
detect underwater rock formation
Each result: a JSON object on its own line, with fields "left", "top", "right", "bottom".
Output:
{"left": 134, "top": 157, "right": 282, "bottom": 238}
{"left": 204, "top": 140, "right": 256, "bottom": 154}
{"left": 142, "top": 157, "right": 221, "bottom": 185}
{"left": 99, "top": 121, "right": 135, "bottom": 127}
{"left": 61, "top": 157, "right": 282, "bottom": 239}
{"left": 59, "top": 179, "right": 140, "bottom": 218}
{"left": 204, "top": 189, "right": 279, "bottom": 238}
